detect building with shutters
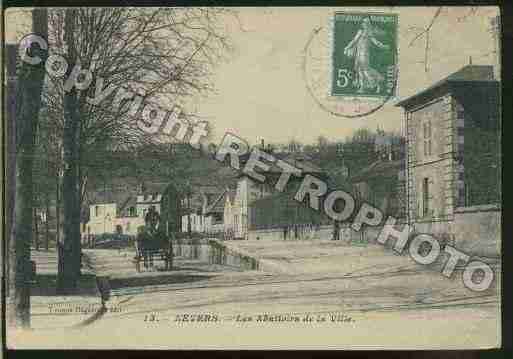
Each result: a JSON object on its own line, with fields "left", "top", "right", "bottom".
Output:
{"left": 396, "top": 64, "right": 501, "bottom": 257}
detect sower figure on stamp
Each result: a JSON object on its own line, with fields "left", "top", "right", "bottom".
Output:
{"left": 343, "top": 17, "right": 390, "bottom": 94}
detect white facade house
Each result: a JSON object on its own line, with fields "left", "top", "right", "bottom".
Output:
{"left": 228, "top": 176, "right": 273, "bottom": 239}
{"left": 84, "top": 202, "right": 146, "bottom": 237}
{"left": 81, "top": 182, "right": 167, "bottom": 238}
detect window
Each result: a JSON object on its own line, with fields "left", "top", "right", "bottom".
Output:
{"left": 458, "top": 185, "right": 466, "bottom": 207}
{"left": 423, "top": 120, "right": 432, "bottom": 156}
{"left": 126, "top": 222, "right": 131, "bottom": 232}
{"left": 213, "top": 213, "right": 223, "bottom": 223}
{"left": 129, "top": 206, "right": 136, "bottom": 217}
{"left": 422, "top": 177, "right": 430, "bottom": 217}
{"left": 95, "top": 205, "right": 100, "bottom": 217}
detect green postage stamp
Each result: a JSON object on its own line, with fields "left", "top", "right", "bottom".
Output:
{"left": 331, "top": 12, "right": 398, "bottom": 98}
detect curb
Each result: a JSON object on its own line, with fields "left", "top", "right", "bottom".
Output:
{"left": 208, "top": 239, "right": 290, "bottom": 274}
{"left": 71, "top": 251, "right": 111, "bottom": 328}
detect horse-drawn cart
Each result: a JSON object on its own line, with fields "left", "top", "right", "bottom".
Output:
{"left": 133, "top": 229, "right": 173, "bottom": 272}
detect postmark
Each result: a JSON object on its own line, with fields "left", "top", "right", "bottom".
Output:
{"left": 303, "top": 12, "right": 398, "bottom": 118}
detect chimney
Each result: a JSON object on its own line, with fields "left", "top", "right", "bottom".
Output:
{"left": 260, "top": 139, "right": 265, "bottom": 150}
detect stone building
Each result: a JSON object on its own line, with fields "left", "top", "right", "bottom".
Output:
{"left": 396, "top": 64, "right": 500, "bottom": 257}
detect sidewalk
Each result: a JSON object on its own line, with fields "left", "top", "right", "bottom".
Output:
{"left": 11, "top": 249, "right": 103, "bottom": 330}
{"left": 213, "top": 239, "right": 420, "bottom": 275}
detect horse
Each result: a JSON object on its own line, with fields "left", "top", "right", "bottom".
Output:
{"left": 135, "top": 225, "right": 172, "bottom": 271}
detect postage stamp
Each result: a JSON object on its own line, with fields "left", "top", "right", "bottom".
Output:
{"left": 302, "top": 11, "right": 398, "bottom": 118}
{"left": 331, "top": 12, "right": 398, "bottom": 98}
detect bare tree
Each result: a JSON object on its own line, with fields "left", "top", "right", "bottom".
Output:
{"left": 39, "top": 8, "right": 233, "bottom": 292}
{"left": 55, "top": 9, "right": 82, "bottom": 293}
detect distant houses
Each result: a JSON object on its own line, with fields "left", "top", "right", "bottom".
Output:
{"left": 81, "top": 141, "right": 408, "bottom": 242}
{"left": 178, "top": 147, "right": 332, "bottom": 240}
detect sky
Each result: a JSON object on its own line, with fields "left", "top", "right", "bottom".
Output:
{"left": 191, "top": 7, "right": 500, "bottom": 145}
{"left": 5, "top": 7, "right": 500, "bottom": 145}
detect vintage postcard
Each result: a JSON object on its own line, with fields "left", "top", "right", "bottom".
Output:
{"left": 3, "top": 6, "right": 502, "bottom": 350}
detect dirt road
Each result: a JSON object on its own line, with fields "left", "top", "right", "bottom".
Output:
{"left": 9, "top": 240, "right": 501, "bottom": 349}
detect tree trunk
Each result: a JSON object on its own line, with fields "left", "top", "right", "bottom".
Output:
{"left": 56, "top": 149, "right": 67, "bottom": 287}
{"left": 8, "top": 8, "right": 48, "bottom": 329}
{"left": 55, "top": 173, "right": 60, "bottom": 246}
{"left": 57, "top": 9, "right": 81, "bottom": 294}
{"left": 5, "top": 44, "right": 18, "bottom": 296}
{"left": 45, "top": 192, "right": 50, "bottom": 251}
{"left": 33, "top": 206, "right": 39, "bottom": 251}
{"left": 73, "top": 151, "right": 86, "bottom": 278}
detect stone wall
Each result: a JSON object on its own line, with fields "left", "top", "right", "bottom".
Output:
{"left": 452, "top": 205, "right": 501, "bottom": 258}
{"left": 410, "top": 205, "right": 500, "bottom": 258}
{"left": 247, "top": 225, "right": 374, "bottom": 242}
{"left": 247, "top": 225, "right": 333, "bottom": 241}
{"left": 411, "top": 220, "right": 452, "bottom": 241}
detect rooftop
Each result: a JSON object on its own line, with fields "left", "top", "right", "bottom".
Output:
{"left": 351, "top": 159, "right": 404, "bottom": 183}
{"left": 396, "top": 65, "right": 496, "bottom": 109}
{"left": 204, "top": 189, "right": 231, "bottom": 215}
